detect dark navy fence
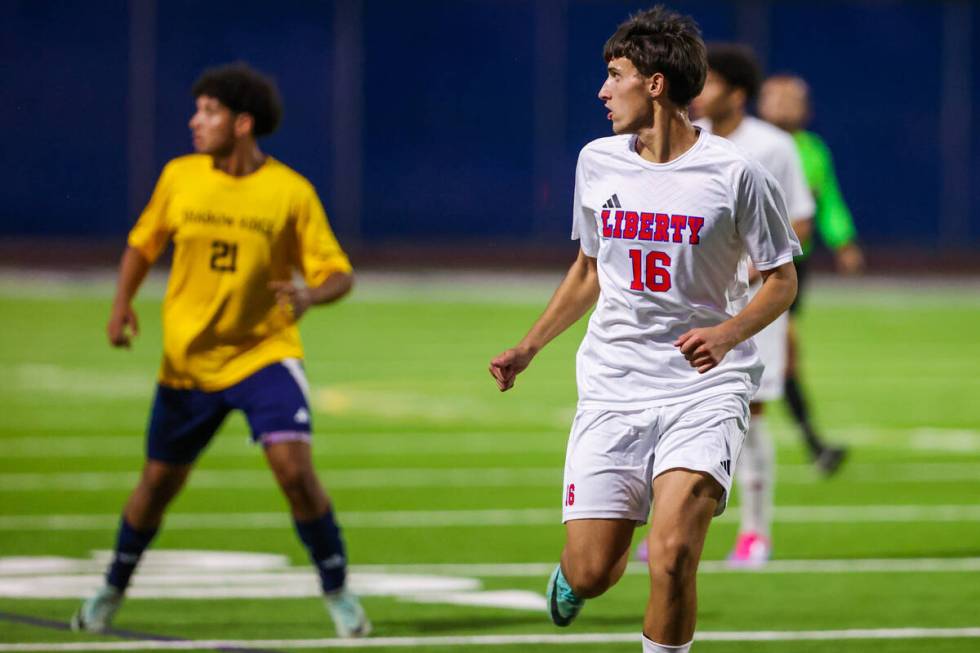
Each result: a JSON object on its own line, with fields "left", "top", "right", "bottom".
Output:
{"left": 2, "top": 1, "right": 976, "bottom": 248}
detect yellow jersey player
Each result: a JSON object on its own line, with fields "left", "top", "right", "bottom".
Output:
{"left": 71, "top": 63, "right": 370, "bottom": 638}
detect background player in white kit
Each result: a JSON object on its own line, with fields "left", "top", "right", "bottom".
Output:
{"left": 687, "top": 44, "right": 815, "bottom": 565}
{"left": 489, "top": 7, "right": 800, "bottom": 651}
{"left": 758, "top": 73, "right": 858, "bottom": 475}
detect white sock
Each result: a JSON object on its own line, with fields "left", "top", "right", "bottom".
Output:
{"left": 642, "top": 634, "right": 693, "bottom": 652}
{"left": 735, "top": 415, "right": 774, "bottom": 537}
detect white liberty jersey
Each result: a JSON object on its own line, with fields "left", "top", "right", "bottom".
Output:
{"left": 571, "top": 129, "right": 801, "bottom": 410}
{"left": 696, "top": 116, "right": 814, "bottom": 221}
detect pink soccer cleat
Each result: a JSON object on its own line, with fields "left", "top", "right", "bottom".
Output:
{"left": 727, "top": 531, "right": 771, "bottom": 567}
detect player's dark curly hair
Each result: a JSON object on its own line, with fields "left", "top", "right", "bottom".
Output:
{"left": 706, "top": 44, "right": 762, "bottom": 102}
{"left": 603, "top": 5, "right": 707, "bottom": 107}
{"left": 192, "top": 63, "right": 282, "bottom": 137}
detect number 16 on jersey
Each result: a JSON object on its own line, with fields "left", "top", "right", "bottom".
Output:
{"left": 628, "top": 249, "right": 672, "bottom": 292}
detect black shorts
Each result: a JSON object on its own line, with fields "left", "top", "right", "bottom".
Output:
{"left": 789, "top": 258, "right": 808, "bottom": 315}
{"left": 147, "top": 360, "right": 312, "bottom": 464}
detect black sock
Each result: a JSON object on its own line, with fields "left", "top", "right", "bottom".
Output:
{"left": 106, "top": 518, "right": 158, "bottom": 591}
{"left": 784, "top": 374, "right": 825, "bottom": 457}
{"left": 295, "top": 509, "right": 347, "bottom": 593}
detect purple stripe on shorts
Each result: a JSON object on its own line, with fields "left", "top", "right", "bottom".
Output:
{"left": 260, "top": 430, "right": 312, "bottom": 446}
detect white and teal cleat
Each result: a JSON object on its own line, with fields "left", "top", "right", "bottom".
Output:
{"left": 324, "top": 588, "right": 371, "bottom": 638}
{"left": 70, "top": 586, "right": 123, "bottom": 633}
{"left": 546, "top": 564, "right": 584, "bottom": 627}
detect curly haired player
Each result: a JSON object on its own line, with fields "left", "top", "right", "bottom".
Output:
{"left": 71, "top": 63, "right": 369, "bottom": 638}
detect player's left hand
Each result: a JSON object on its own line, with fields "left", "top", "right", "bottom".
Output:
{"left": 674, "top": 324, "right": 738, "bottom": 374}
{"left": 269, "top": 281, "right": 313, "bottom": 320}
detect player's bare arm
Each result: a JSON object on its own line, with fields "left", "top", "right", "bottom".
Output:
{"left": 791, "top": 217, "right": 813, "bottom": 244}
{"left": 675, "top": 261, "right": 797, "bottom": 373}
{"left": 489, "top": 249, "right": 599, "bottom": 392}
{"left": 269, "top": 271, "right": 353, "bottom": 320}
{"left": 107, "top": 246, "right": 153, "bottom": 348}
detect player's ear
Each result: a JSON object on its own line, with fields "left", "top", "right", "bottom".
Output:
{"left": 648, "top": 72, "right": 667, "bottom": 100}
{"left": 234, "top": 112, "right": 255, "bottom": 138}
{"left": 730, "top": 87, "right": 747, "bottom": 110}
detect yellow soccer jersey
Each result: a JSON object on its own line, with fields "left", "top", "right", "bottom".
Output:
{"left": 128, "top": 154, "right": 352, "bottom": 391}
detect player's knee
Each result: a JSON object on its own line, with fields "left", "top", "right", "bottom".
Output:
{"left": 565, "top": 556, "right": 618, "bottom": 598}
{"left": 648, "top": 534, "right": 696, "bottom": 583}
{"left": 275, "top": 465, "right": 318, "bottom": 504}
{"left": 139, "top": 463, "right": 188, "bottom": 499}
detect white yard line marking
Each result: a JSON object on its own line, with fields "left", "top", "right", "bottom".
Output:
{"left": 5, "top": 427, "right": 980, "bottom": 459}
{"left": 3, "top": 462, "right": 979, "bottom": 492}
{"left": 7, "top": 552, "right": 980, "bottom": 581}
{"left": 1, "top": 628, "right": 980, "bottom": 650}
{"left": 0, "top": 468, "right": 560, "bottom": 491}
{"left": 0, "top": 509, "right": 556, "bottom": 531}
{"left": 6, "top": 553, "right": 980, "bottom": 583}
{"left": 0, "top": 551, "right": 546, "bottom": 608}
{"left": 4, "top": 364, "right": 152, "bottom": 399}
{"left": 4, "top": 268, "right": 980, "bottom": 305}
{"left": 770, "top": 504, "right": 980, "bottom": 522}
{"left": 0, "top": 433, "right": 565, "bottom": 458}
{"left": 3, "top": 504, "right": 980, "bottom": 531}
{"left": 353, "top": 557, "right": 980, "bottom": 577}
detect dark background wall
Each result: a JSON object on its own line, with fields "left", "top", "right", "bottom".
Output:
{"left": 1, "top": 0, "right": 976, "bottom": 252}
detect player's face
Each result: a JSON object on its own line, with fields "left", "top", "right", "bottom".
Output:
{"left": 189, "top": 95, "right": 237, "bottom": 155}
{"left": 598, "top": 57, "right": 655, "bottom": 134}
{"left": 689, "top": 70, "right": 735, "bottom": 122}
{"left": 758, "top": 78, "right": 809, "bottom": 132}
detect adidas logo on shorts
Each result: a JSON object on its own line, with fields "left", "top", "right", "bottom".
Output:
{"left": 294, "top": 407, "right": 310, "bottom": 424}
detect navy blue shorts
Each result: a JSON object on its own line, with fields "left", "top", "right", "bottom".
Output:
{"left": 147, "top": 359, "right": 313, "bottom": 465}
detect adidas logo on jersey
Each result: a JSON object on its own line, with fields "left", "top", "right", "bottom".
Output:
{"left": 293, "top": 407, "right": 310, "bottom": 424}
{"left": 602, "top": 194, "right": 622, "bottom": 209}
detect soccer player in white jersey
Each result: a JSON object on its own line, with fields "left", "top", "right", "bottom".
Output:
{"left": 489, "top": 7, "right": 800, "bottom": 651}
{"left": 687, "top": 44, "right": 815, "bottom": 566}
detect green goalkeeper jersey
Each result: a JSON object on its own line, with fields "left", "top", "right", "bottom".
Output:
{"left": 793, "top": 130, "right": 857, "bottom": 258}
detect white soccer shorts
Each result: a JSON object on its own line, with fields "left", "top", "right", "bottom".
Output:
{"left": 751, "top": 310, "right": 789, "bottom": 402}
{"left": 561, "top": 394, "right": 748, "bottom": 523}
{"left": 747, "top": 277, "right": 789, "bottom": 403}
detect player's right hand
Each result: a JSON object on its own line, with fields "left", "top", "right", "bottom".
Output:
{"left": 489, "top": 346, "right": 534, "bottom": 392}
{"left": 107, "top": 305, "right": 139, "bottom": 348}
{"left": 835, "top": 243, "right": 865, "bottom": 276}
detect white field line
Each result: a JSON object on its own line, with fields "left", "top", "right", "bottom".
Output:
{"left": 353, "top": 557, "right": 980, "bottom": 577}
{"left": 4, "top": 268, "right": 980, "bottom": 305}
{"left": 4, "top": 504, "right": 980, "bottom": 532}
{"left": 0, "top": 433, "right": 565, "bottom": 458}
{"left": 1, "top": 628, "right": 980, "bottom": 651}
{"left": 4, "top": 554, "right": 980, "bottom": 580}
{"left": 4, "top": 427, "right": 980, "bottom": 459}
{"left": 0, "top": 468, "right": 559, "bottom": 491}
{"left": 2, "top": 462, "right": 979, "bottom": 492}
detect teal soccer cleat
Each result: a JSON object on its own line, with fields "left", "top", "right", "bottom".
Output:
{"left": 70, "top": 586, "right": 122, "bottom": 633}
{"left": 546, "top": 564, "right": 584, "bottom": 627}
{"left": 324, "top": 588, "right": 372, "bottom": 638}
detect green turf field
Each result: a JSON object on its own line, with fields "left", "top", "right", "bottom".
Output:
{"left": 1, "top": 271, "right": 978, "bottom": 652}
